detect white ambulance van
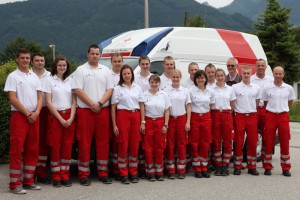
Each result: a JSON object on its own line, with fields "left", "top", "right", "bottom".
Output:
{"left": 98, "top": 27, "right": 272, "bottom": 82}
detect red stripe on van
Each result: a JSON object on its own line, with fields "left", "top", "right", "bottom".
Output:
{"left": 216, "top": 29, "right": 257, "bottom": 74}
{"left": 101, "top": 52, "right": 131, "bottom": 58}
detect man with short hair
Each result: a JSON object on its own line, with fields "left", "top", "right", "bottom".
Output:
{"left": 72, "top": 44, "right": 114, "bottom": 186}
{"left": 225, "top": 57, "right": 242, "bottom": 86}
{"left": 135, "top": 55, "right": 152, "bottom": 92}
{"left": 182, "top": 62, "right": 199, "bottom": 89}
{"left": 4, "top": 48, "right": 43, "bottom": 194}
{"left": 262, "top": 66, "right": 295, "bottom": 177}
{"left": 111, "top": 53, "right": 123, "bottom": 86}
{"left": 205, "top": 63, "right": 216, "bottom": 89}
{"left": 232, "top": 65, "right": 261, "bottom": 176}
{"left": 160, "top": 56, "right": 175, "bottom": 90}
{"left": 31, "top": 53, "right": 51, "bottom": 184}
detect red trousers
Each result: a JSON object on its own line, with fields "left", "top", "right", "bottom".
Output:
{"left": 234, "top": 113, "right": 258, "bottom": 169}
{"left": 143, "top": 117, "right": 166, "bottom": 176}
{"left": 189, "top": 112, "right": 212, "bottom": 172}
{"left": 263, "top": 111, "right": 291, "bottom": 170}
{"left": 35, "top": 107, "right": 49, "bottom": 179}
{"left": 48, "top": 109, "right": 75, "bottom": 181}
{"left": 116, "top": 110, "right": 141, "bottom": 177}
{"left": 9, "top": 111, "right": 39, "bottom": 189}
{"left": 211, "top": 110, "right": 233, "bottom": 167}
{"left": 110, "top": 135, "right": 119, "bottom": 175}
{"left": 257, "top": 106, "right": 267, "bottom": 160}
{"left": 77, "top": 107, "right": 111, "bottom": 179}
{"left": 166, "top": 114, "right": 187, "bottom": 174}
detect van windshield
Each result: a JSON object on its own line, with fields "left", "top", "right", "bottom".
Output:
{"left": 99, "top": 58, "right": 140, "bottom": 70}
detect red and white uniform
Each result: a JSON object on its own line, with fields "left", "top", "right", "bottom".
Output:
{"left": 112, "top": 70, "right": 120, "bottom": 87}
{"left": 135, "top": 73, "right": 152, "bottom": 92}
{"left": 163, "top": 85, "right": 191, "bottom": 174}
{"left": 43, "top": 75, "right": 74, "bottom": 181}
{"left": 211, "top": 84, "right": 236, "bottom": 167}
{"left": 72, "top": 63, "right": 113, "bottom": 179}
{"left": 250, "top": 74, "right": 273, "bottom": 159}
{"left": 35, "top": 70, "right": 51, "bottom": 180}
{"left": 182, "top": 78, "right": 194, "bottom": 89}
{"left": 189, "top": 86, "right": 215, "bottom": 172}
{"left": 159, "top": 73, "right": 172, "bottom": 90}
{"left": 111, "top": 83, "right": 145, "bottom": 177}
{"left": 232, "top": 82, "right": 261, "bottom": 170}
{"left": 262, "top": 82, "right": 295, "bottom": 171}
{"left": 4, "top": 69, "right": 41, "bottom": 190}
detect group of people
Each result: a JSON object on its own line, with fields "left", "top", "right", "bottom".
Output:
{"left": 4, "top": 44, "right": 295, "bottom": 195}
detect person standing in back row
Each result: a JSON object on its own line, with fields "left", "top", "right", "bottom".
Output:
{"left": 160, "top": 56, "right": 175, "bottom": 90}
{"left": 262, "top": 66, "right": 295, "bottom": 177}
{"left": 182, "top": 62, "right": 199, "bottom": 89}
{"left": 225, "top": 57, "right": 242, "bottom": 86}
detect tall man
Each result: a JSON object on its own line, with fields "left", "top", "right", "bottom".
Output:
{"left": 135, "top": 55, "right": 152, "bottom": 92}
{"left": 160, "top": 56, "right": 175, "bottom": 90}
{"left": 182, "top": 62, "right": 199, "bottom": 89}
{"left": 72, "top": 44, "right": 113, "bottom": 186}
{"left": 262, "top": 66, "right": 295, "bottom": 177}
{"left": 225, "top": 57, "right": 242, "bottom": 86}
{"left": 205, "top": 63, "right": 216, "bottom": 89}
{"left": 31, "top": 53, "right": 51, "bottom": 184}
{"left": 4, "top": 48, "right": 42, "bottom": 194}
{"left": 232, "top": 65, "right": 261, "bottom": 176}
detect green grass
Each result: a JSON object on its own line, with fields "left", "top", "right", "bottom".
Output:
{"left": 290, "top": 100, "right": 300, "bottom": 122}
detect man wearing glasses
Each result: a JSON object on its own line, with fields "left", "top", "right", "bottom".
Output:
{"left": 225, "top": 57, "right": 242, "bottom": 86}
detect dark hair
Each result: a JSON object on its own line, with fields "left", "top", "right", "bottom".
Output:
{"left": 139, "top": 55, "right": 150, "bottom": 63}
{"left": 148, "top": 74, "right": 160, "bottom": 83}
{"left": 87, "top": 44, "right": 100, "bottom": 53}
{"left": 31, "top": 52, "right": 44, "bottom": 61}
{"left": 204, "top": 63, "right": 216, "bottom": 72}
{"left": 118, "top": 64, "right": 134, "bottom": 85}
{"left": 194, "top": 70, "right": 207, "bottom": 86}
{"left": 50, "top": 56, "right": 70, "bottom": 80}
{"left": 111, "top": 53, "right": 123, "bottom": 61}
{"left": 17, "top": 48, "right": 31, "bottom": 58}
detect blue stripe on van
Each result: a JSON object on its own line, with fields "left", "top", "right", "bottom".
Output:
{"left": 131, "top": 27, "right": 173, "bottom": 56}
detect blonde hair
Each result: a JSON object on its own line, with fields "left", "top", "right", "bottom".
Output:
{"left": 170, "top": 69, "right": 182, "bottom": 77}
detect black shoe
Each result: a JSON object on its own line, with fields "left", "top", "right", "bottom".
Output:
{"left": 121, "top": 176, "right": 130, "bottom": 184}
{"left": 156, "top": 175, "right": 164, "bottom": 181}
{"left": 208, "top": 165, "right": 216, "bottom": 173}
{"left": 52, "top": 180, "right": 62, "bottom": 188}
{"left": 233, "top": 168, "right": 241, "bottom": 175}
{"left": 195, "top": 172, "right": 202, "bottom": 178}
{"left": 36, "top": 177, "right": 51, "bottom": 184}
{"left": 201, "top": 171, "right": 211, "bottom": 178}
{"left": 114, "top": 174, "right": 122, "bottom": 181}
{"left": 282, "top": 170, "right": 291, "bottom": 177}
{"left": 248, "top": 169, "right": 259, "bottom": 176}
{"left": 139, "top": 173, "right": 147, "bottom": 179}
{"left": 168, "top": 174, "right": 176, "bottom": 180}
{"left": 99, "top": 176, "right": 112, "bottom": 184}
{"left": 214, "top": 166, "right": 222, "bottom": 176}
{"left": 130, "top": 175, "right": 139, "bottom": 183}
{"left": 264, "top": 169, "right": 272, "bottom": 176}
{"left": 178, "top": 174, "right": 185, "bottom": 179}
{"left": 221, "top": 166, "right": 229, "bottom": 176}
{"left": 147, "top": 176, "right": 156, "bottom": 182}
{"left": 79, "top": 178, "right": 91, "bottom": 186}
{"left": 61, "top": 179, "right": 72, "bottom": 187}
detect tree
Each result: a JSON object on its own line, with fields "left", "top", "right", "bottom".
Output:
{"left": 186, "top": 15, "right": 206, "bottom": 27}
{"left": 254, "top": 0, "right": 300, "bottom": 84}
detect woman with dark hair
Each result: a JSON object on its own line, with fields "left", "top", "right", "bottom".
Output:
{"left": 43, "top": 56, "right": 76, "bottom": 187}
{"left": 140, "top": 74, "right": 170, "bottom": 181}
{"left": 111, "top": 65, "right": 145, "bottom": 184}
{"left": 189, "top": 70, "right": 215, "bottom": 178}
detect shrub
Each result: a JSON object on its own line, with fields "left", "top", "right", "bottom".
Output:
{"left": 290, "top": 100, "right": 300, "bottom": 122}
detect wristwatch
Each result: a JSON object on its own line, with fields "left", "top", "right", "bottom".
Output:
{"left": 163, "top": 124, "right": 168, "bottom": 128}
{"left": 141, "top": 121, "right": 146, "bottom": 125}
{"left": 98, "top": 101, "right": 103, "bottom": 107}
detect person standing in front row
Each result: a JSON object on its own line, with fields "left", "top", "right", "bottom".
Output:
{"left": 262, "top": 66, "right": 295, "bottom": 177}
{"left": 211, "top": 69, "right": 236, "bottom": 176}
{"left": 189, "top": 70, "right": 215, "bottom": 178}
{"left": 4, "top": 48, "right": 42, "bottom": 194}
{"left": 140, "top": 75, "right": 171, "bottom": 182}
{"left": 111, "top": 65, "right": 145, "bottom": 184}
{"left": 232, "top": 65, "right": 261, "bottom": 176}
{"left": 72, "top": 44, "right": 113, "bottom": 186}
{"left": 163, "top": 69, "right": 191, "bottom": 179}
{"left": 43, "top": 56, "right": 76, "bottom": 187}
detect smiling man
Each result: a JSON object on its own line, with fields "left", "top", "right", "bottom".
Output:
{"left": 225, "top": 57, "right": 242, "bottom": 86}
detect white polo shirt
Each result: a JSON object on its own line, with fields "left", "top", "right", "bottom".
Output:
{"left": 144, "top": 90, "right": 171, "bottom": 118}
{"left": 250, "top": 74, "right": 273, "bottom": 107}
{"left": 111, "top": 70, "right": 120, "bottom": 87}
{"left": 159, "top": 73, "right": 172, "bottom": 90}
{"left": 72, "top": 62, "right": 113, "bottom": 108}
{"left": 190, "top": 86, "right": 215, "bottom": 113}
{"left": 206, "top": 80, "right": 217, "bottom": 90}
{"left": 134, "top": 72, "right": 152, "bottom": 92}
{"left": 263, "top": 82, "right": 295, "bottom": 113}
{"left": 164, "top": 86, "right": 191, "bottom": 116}
{"left": 111, "top": 83, "right": 145, "bottom": 110}
{"left": 36, "top": 70, "right": 51, "bottom": 107}
{"left": 4, "top": 69, "right": 42, "bottom": 112}
{"left": 211, "top": 84, "right": 236, "bottom": 110}
{"left": 43, "top": 75, "right": 73, "bottom": 111}
{"left": 182, "top": 78, "right": 195, "bottom": 89}
{"left": 232, "top": 82, "right": 261, "bottom": 113}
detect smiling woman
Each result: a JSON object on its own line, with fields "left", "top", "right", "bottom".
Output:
{"left": 194, "top": 0, "right": 234, "bottom": 8}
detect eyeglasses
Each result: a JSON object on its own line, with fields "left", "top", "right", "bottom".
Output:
{"left": 227, "top": 64, "right": 236, "bottom": 68}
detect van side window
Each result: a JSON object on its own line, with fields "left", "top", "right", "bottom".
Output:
{"left": 150, "top": 61, "right": 164, "bottom": 75}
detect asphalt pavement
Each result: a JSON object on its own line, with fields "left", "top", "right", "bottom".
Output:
{"left": 1, "top": 122, "right": 300, "bottom": 200}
